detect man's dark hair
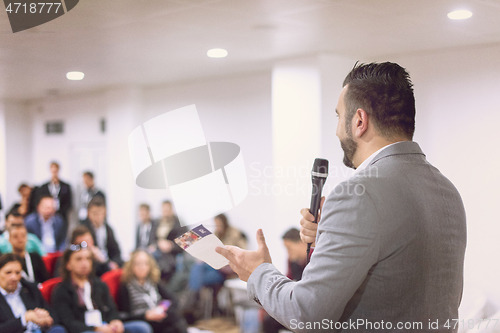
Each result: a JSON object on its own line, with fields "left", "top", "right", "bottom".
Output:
{"left": 70, "top": 225, "right": 92, "bottom": 243}
{"left": 8, "top": 223, "right": 26, "bottom": 233}
{"left": 162, "top": 200, "right": 172, "bottom": 206}
{"left": 282, "top": 228, "right": 301, "bottom": 242}
{"left": 88, "top": 195, "right": 106, "bottom": 210}
{"left": 36, "top": 194, "right": 54, "bottom": 208}
{"left": 5, "top": 206, "right": 22, "bottom": 220}
{"left": 342, "top": 62, "right": 416, "bottom": 140}
{"left": 83, "top": 171, "right": 94, "bottom": 179}
{"left": 0, "top": 253, "right": 23, "bottom": 270}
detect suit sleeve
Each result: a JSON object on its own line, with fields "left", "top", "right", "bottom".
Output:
{"left": 106, "top": 226, "right": 123, "bottom": 266}
{"left": 246, "top": 180, "right": 380, "bottom": 332}
{"left": 0, "top": 317, "right": 24, "bottom": 333}
{"left": 55, "top": 216, "right": 67, "bottom": 251}
{"left": 98, "top": 282, "right": 120, "bottom": 323}
{"left": 27, "top": 280, "right": 60, "bottom": 325}
{"left": 31, "top": 253, "right": 50, "bottom": 283}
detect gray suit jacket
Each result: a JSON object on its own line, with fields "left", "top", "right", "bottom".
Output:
{"left": 247, "top": 141, "right": 467, "bottom": 332}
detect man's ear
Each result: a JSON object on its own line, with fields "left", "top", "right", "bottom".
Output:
{"left": 353, "top": 108, "right": 369, "bottom": 138}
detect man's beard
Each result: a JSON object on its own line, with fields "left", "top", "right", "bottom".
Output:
{"left": 340, "top": 133, "right": 357, "bottom": 169}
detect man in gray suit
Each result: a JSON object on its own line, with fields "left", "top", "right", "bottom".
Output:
{"left": 216, "top": 62, "right": 467, "bottom": 332}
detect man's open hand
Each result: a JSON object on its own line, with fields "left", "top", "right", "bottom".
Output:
{"left": 215, "top": 229, "right": 272, "bottom": 282}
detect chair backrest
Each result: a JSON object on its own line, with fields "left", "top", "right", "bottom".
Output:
{"left": 39, "top": 277, "right": 62, "bottom": 304}
{"left": 101, "top": 268, "right": 123, "bottom": 304}
{"left": 42, "top": 252, "right": 63, "bottom": 277}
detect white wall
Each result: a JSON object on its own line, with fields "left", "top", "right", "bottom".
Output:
{"left": 382, "top": 44, "right": 500, "bottom": 303}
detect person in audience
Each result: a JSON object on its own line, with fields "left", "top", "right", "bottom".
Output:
{"left": 135, "top": 204, "right": 157, "bottom": 250}
{"left": 9, "top": 224, "right": 50, "bottom": 284}
{"left": 150, "top": 201, "right": 185, "bottom": 282}
{"left": 38, "top": 162, "right": 72, "bottom": 233}
{"left": 78, "top": 171, "right": 105, "bottom": 222}
{"left": 54, "top": 226, "right": 112, "bottom": 278}
{"left": 262, "top": 228, "right": 307, "bottom": 333}
{"left": 52, "top": 243, "right": 152, "bottom": 333}
{"left": 10, "top": 183, "right": 35, "bottom": 217}
{"left": 0, "top": 208, "right": 46, "bottom": 256}
{"left": 80, "top": 196, "right": 123, "bottom": 268}
{"left": 118, "top": 250, "right": 188, "bottom": 333}
{"left": 213, "top": 213, "right": 247, "bottom": 249}
{"left": 0, "top": 253, "right": 67, "bottom": 333}
{"left": 25, "top": 195, "right": 66, "bottom": 253}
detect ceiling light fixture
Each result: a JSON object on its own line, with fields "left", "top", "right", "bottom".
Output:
{"left": 66, "top": 71, "right": 84, "bottom": 80}
{"left": 447, "top": 10, "right": 473, "bottom": 20}
{"left": 207, "top": 48, "right": 228, "bottom": 58}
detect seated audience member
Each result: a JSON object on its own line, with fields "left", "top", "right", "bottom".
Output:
{"left": 262, "top": 228, "right": 307, "bottom": 333}
{"left": 150, "top": 201, "right": 185, "bottom": 282}
{"left": 185, "top": 214, "right": 246, "bottom": 319}
{"left": 54, "top": 226, "right": 112, "bottom": 278}
{"left": 10, "top": 183, "right": 35, "bottom": 217}
{"left": 51, "top": 243, "right": 152, "bottom": 333}
{"left": 0, "top": 209, "right": 45, "bottom": 256}
{"left": 118, "top": 250, "right": 188, "bottom": 333}
{"left": 135, "top": 204, "right": 157, "bottom": 250}
{"left": 77, "top": 171, "right": 105, "bottom": 222}
{"left": 80, "top": 196, "right": 123, "bottom": 268}
{"left": 0, "top": 253, "right": 67, "bottom": 333}
{"left": 25, "top": 195, "right": 66, "bottom": 253}
{"left": 9, "top": 224, "right": 50, "bottom": 284}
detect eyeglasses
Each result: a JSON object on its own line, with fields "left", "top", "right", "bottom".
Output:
{"left": 69, "top": 241, "right": 88, "bottom": 252}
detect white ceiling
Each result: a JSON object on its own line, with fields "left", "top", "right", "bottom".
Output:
{"left": 0, "top": 0, "right": 499, "bottom": 100}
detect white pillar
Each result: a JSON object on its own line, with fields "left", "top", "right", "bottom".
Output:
{"left": 105, "top": 86, "right": 143, "bottom": 261}
{"left": 271, "top": 57, "right": 322, "bottom": 272}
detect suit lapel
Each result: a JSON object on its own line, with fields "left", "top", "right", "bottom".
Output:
{"left": 19, "top": 281, "right": 35, "bottom": 311}
{"left": 0, "top": 292, "right": 16, "bottom": 319}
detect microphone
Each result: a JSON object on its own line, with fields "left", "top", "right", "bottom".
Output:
{"left": 307, "top": 158, "right": 329, "bottom": 264}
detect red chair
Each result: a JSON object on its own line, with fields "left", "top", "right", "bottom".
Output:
{"left": 42, "top": 252, "right": 63, "bottom": 277}
{"left": 101, "top": 269, "right": 123, "bottom": 305}
{"left": 39, "top": 277, "right": 62, "bottom": 304}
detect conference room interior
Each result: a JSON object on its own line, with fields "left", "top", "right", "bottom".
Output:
{"left": 0, "top": 0, "right": 499, "bottom": 332}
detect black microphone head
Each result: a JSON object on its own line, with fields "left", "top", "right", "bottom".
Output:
{"left": 312, "top": 158, "right": 329, "bottom": 178}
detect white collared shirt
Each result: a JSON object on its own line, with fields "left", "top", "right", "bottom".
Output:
{"left": 40, "top": 214, "right": 56, "bottom": 253}
{"left": 0, "top": 282, "right": 40, "bottom": 332}
{"left": 352, "top": 142, "right": 400, "bottom": 176}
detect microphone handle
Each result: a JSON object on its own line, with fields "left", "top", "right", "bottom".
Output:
{"left": 307, "top": 177, "right": 326, "bottom": 264}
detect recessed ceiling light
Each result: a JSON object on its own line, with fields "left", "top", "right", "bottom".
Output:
{"left": 66, "top": 71, "right": 84, "bottom": 80}
{"left": 207, "top": 48, "right": 228, "bottom": 58}
{"left": 447, "top": 10, "right": 473, "bottom": 20}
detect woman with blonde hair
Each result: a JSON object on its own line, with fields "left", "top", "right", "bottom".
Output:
{"left": 117, "top": 250, "right": 187, "bottom": 333}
